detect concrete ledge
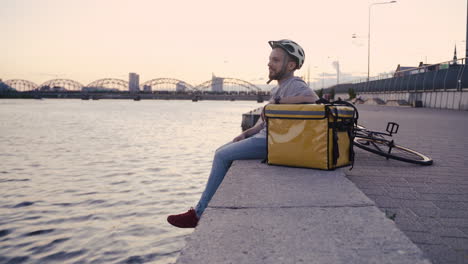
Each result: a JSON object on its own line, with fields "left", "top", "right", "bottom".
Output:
{"left": 364, "top": 98, "right": 386, "bottom": 105}
{"left": 386, "top": 99, "right": 411, "bottom": 107}
{"left": 209, "top": 163, "right": 373, "bottom": 208}
{"left": 176, "top": 160, "right": 431, "bottom": 264}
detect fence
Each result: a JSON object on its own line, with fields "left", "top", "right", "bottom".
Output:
{"left": 331, "top": 58, "right": 467, "bottom": 94}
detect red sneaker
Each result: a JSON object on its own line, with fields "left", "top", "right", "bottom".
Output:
{"left": 167, "top": 208, "right": 199, "bottom": 228}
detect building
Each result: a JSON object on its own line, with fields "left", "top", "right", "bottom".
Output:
{"left": 176, "top": 82, "right": 187, "bottom": 92}
{"left": 129, "top": 73, "right": 140, "bottom": 93}
{"left": 451, "top": 45, "right": 458, "bottom": 65}
{"left": 394, "top": 46, "right": 458, "bottom": 77}
{"left": 394, "top": 64, "right": 419, "bottom": 77}
{"left": 143, "top": 85, "right": 152, "bottom": 92}
{"left": 211, "top": 74, "right": 224, "bottom": 92}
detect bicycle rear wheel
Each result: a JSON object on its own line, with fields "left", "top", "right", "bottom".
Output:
{"left": 353, "top": 137, "right": 433, "bottom": 165}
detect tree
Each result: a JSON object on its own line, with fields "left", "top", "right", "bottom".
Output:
{"left": 330, "top": 88, "right": 335, "bottom": 100}
{"left": 348, "top": 87, "right": 356, "bottom": 99}
{"left": 317, "top": 88, "right": 324, "bottom": 98}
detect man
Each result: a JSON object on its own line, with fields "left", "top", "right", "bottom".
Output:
{"left": 167, "top": 39, "right": 319, "bottom": 228}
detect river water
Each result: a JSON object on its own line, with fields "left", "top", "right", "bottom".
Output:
{"left": 0, "top": 99, "right": 263, "bottom": 264}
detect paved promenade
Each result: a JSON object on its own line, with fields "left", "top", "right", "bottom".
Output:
{"left": 177, "top": 160, "right": 430, "bottom": 264}
{"left": 346, "top": 105, "right": 468, "bottom": 264}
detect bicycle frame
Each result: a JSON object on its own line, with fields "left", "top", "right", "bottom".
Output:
{"left": 352, "top": 122, "right": 433, "bottom": 165}
{"left": 354, "top": 122, "right": 403, "bottom": 158}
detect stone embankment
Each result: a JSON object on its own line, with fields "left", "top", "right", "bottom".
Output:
{"left": 176, "top": 160, "right": 430, "bottom": 264}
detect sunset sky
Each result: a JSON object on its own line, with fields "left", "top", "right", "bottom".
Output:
{"left": 1, "top": 0, "right": 466, "bottom": 89}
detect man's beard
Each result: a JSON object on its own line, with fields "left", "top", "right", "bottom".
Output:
{"left": 269, "top": 69, "right": 281, "bottom": 80}
{"left": 269, "top": 69, "right": 293, "bottom": 81}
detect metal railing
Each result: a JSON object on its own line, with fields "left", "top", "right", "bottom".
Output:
{"left": 332, "top": 58, "right": 467, "bottom": 94}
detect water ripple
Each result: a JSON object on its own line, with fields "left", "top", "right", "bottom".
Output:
{"left": 0, "top": 229, "right": 12, "bottom": 238}
{"left": 40, "top": 249, "right": 87, "bottom": 262}
{"left": 0, "top": 178, "right": 30, "bottom": 182}
{"left": 146, "top": 167, "right": 164, "bottom": 172}
{"left": 0, "top": 256, "right": 29, "bottom": 263}
{"left": 111, "top": 180, "right": 128, "bottom": 185}
{"left": 23, "top": 229, "right": 55, "bottom": 237}
{"left": 51, "top": 202, "right": 78, "bottom": 207}
{"left": 27, "top": 237, "right": 69, "bottom": 254}
{"left": 43, "top": 214, "right": 95, "bottom": 225}
{"left": 12, "top": 202, "right": 35, "bottom": 208}
{"left": 85, "top": 199, "right": 106, "bottom": 205}
{"left": 75, "top": 192, "right": 99, "bottom": 196}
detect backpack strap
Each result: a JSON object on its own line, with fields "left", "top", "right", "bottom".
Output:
{"left": 328, "top": 106, "right": 340, "bottom": 167}
{"left": 329, "top": 100, "right": 358, "bottom": 170}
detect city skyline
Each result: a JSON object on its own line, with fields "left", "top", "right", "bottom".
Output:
{"left": 1, "top": 0, "right": 465, "bottom": 88}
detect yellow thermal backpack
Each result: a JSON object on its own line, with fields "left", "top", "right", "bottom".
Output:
{"left": 264, "top": 102, "right": 357, "bottom": 170}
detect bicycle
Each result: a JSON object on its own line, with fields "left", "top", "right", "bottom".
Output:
{"left": 353, "top": 122, "right": 433, "bottom": 166}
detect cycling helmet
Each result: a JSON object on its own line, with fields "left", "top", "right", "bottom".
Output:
{"left": 268, "top": 39, "right": 305, "bottom": 69}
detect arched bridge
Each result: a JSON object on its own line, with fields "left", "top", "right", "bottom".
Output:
{"left": 38, "top": 79, "right": 84, "bottom": 91}
{"left": 195, "top": 78, "right": 261, "bottom": 93}
{"left": 2, "top": 77, "right": 265, "bottom": 94}
{"left": 3, "top": 79, "right": 39, "bottom": 91}
{"left": 86, "top": 78, "right": 129, "bottom": 91}
{"left": 141, "top": 78, "right": 194, "bottom": 92}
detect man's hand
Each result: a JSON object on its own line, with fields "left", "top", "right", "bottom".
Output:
{"left": 234, "top": 116, "right": 266, "bottom": 142}
{"left": 261, "top": 105, "right": 267, "bottom": 121}
{"left": 233, "top": 133, "right": 246, "bottom": 142}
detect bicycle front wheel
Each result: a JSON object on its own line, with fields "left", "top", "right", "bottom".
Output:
{"left": 353, "top": 137, "right": 433, "bottom": 165}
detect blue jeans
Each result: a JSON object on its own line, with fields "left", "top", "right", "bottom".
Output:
{"left": 195, "top": 135, "right": 267, "bottom": 217}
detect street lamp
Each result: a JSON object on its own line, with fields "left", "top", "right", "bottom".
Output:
{"left": 367, "top": 1, "right": 397, "bottom": 82}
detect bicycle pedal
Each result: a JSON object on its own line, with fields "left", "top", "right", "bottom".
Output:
{"left": 386, "top": 122, "right": 399, "bottom": 135}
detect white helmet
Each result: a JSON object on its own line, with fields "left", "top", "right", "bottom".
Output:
{"left": 268, "top": 39, "right": 305, "bottom": 69}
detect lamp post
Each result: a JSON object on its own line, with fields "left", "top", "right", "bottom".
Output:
{"left": 367, "top": 1, "right": 397, "bottom": 83}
